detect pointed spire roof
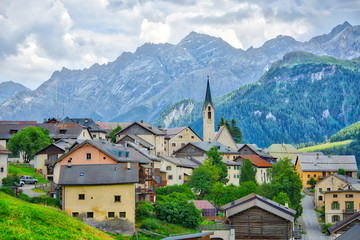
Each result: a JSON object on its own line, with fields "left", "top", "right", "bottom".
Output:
{"left": 203, "top": 75, "right": 214, "bottom": 110}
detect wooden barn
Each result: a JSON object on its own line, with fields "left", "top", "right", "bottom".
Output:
{"left": 220, "top": 193, "right": 296, "bottom": 240}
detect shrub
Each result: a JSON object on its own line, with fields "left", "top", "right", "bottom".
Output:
{"left": 17, "top": 193, "right": 32, "bottom": 202}
{"left": 136, "top": 201, "right": 154, "bottom": 221}
{"left": 0, "top": 187, "right": 16, "bottom": 197}
{"left": 31, "top": 196, "right": 60, "bottom": 208}
{"left": 140, "top": 218, "right": 160, "bottom": 230}
{"left": 156, "top": 184, "right": 194, "bottom": 200}
{"left": 322, "top": 223, "right": 333, "bottom": 234}
{"left": 1, "top": 175, "right": 20, "bottom": 186}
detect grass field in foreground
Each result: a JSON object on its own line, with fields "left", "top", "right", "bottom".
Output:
{"left": 298, "top": 140, "right": 354, "bottom": 152}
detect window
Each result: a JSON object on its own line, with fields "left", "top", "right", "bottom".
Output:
{"left": 166, "top": 166, "right": 172, "bottom": 171}
{"left": 86, "top": 153, "right": 91, "bottom": 160}
{"left": 208, "top": 106, "right": 211, "bottom": 111}
{"left": 59, "top": 129, "right": 67, "bottom": 134}
{"left": 172, "top": 143, "right": 176, "bottom": 147}
{"left": 168, "top": 175, "right": 173, "bottom": 180}
{"left": 87, "top": 212, "right": 94, "bottom": 218}
{"left": 307, "top": 175, "right": 310, "bottom": 178}
{"left": 327, "top": 188, "right": 331, "bottom": 191}
{"left": 346, "top": 194, "right": 353, "bottom": 198}
{"left": 0, "top": 167, "right": 3, "bottom": 173}
{"left": 108, "top": 212, "right": 115, "bottom": 218}
{"left": 314, "top": 174, "right": 316, "bottom": 177}
{"left": 93, "top": 134, "right": 96, "bottom": 138}
{"left": 319, "top": 188, "right": 323, "bottom": 193}
{"left": 331, "top": 202, "right": 340, "bottom": 210}
{"left": 208, "top": 111, "right": 211, "bottom": 119}
{"left": 72, "top": 212, "right": 79, "bottom": 217}
{"left": 119, "top": 212, "right": 126, "bottom": 218}
{"left": 333, "top": 194, "right": 338, "bottom": 198}
{"left": 78, "top": 194, "right": 85, "bottom": 200}
{"left": 179, "top": 175, "right": 182, "bottom": 180}
{"left": 179, "top": 135, "right": 182, "bottom": 139}
{"left": 234, "top": 174, "right": 236, "bottom": 178}
{"left": 332, "top": 215, "right": 340, "bottom": 222}
{"left": 237, "top": 175, "right": 240, "bottom": 178}
{"left": 114, "top": 196, "right": 121, "bottom": 202}
{"left": 228, "top": 166, "right": 230, "bottom": 169}
{"left": 318, "top": 196, "right": 323, "bottom": 201}
{"left": 191, "top": 136, "right": 194, "bottom": 139}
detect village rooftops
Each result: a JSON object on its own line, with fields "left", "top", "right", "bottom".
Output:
{"left": 57, "top": 139, "right": 152, "bottom": 164}
{"left": 62, "top": 117, "right": 106, "bottom": 133}
{"left": 332, "top": 174, "right": 360, "bottom": 190}
{"left": 267, "top": 144, "right": 299, "bottom": 154}
{"left": 296, "top": 154, "right": 358, "bottom": 172}
{"left": 115, "top": 121, "right": 166, "bottom": 136}
{"left": 159, "top": 156, "right": 199, "bottom": 168}
{"left": 328, "top": 212, "right": 360, "bottom": 234}
{"left": 117, "top": 135, "right": 154, "bottom": 149}
{"left": 0, "top": 123, "right": 38, "bottom": 140}
{"left": 176, "top": 141, "right": 239, "bottom": 154}
{"left": 58, "top": 163, "right": 138, "bottom": 185}
{"left": 220, "top": 193, "right": 296, "bottom": 222}
{"left": 335, "top": 224, "right": 360, "bottom": 240}
{"left": 190, "top": 156, "right": 242, "bottom": 167}
{"left": 236, "top": 155, "right": 272, "bottom": 168}
{"left": 162, "top": 126, "right": 202, "bottom": 140}
{"left": 237, "top": 143, "right": 272, "bottom": 158}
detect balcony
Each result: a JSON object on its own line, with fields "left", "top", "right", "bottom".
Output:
{"left": 343, "top": 209, "right": 357, "bottom": 215}
{"left": 44, "top": 159, "right": 57, "bottom": 166}
{"left": 139, "top": 173, "right": 152, "bottom": 182}
{"left": 135, "top": 187, "right": 154, "bottom": 194}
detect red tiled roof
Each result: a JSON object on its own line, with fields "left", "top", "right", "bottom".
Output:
{"left": 188, "top": 200, "right": 216, "bottom": 210}
{"left": 240, "top": 155, "right": 272, "bottom": 167}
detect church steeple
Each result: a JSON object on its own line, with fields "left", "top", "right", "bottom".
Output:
{"left": 203, "top": 75, "right": 215, "bottom": 141}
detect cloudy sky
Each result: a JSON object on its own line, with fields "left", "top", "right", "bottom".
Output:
{"left": 1, "top": 0, "right": 360, "bottom": 89}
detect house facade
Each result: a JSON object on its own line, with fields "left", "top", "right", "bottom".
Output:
{"left": 214, "top": 125, "right": 238, "bottom": 151}
{"left": 163, "top": 126, "right": 202, "bottom": 156}
{"left": 235, "top": 155, "right": 272, "bottom": 184}
{"left": 0, "top": 145, "right": 11, "bottom": 183}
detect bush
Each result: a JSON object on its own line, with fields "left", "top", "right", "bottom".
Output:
{"left": 136, "top": 201, "right": 154, "bottom": 221}
{"left": 31, "top": 196, "right": 60, "bottom": 208}
{"left": 140, "top": 218, "right": 160, "bottom": 230}
{"left": 17, "top": 193, "right": 32, "bottom": 202}
{"left": 1, "top": 175, "right": 20, "bottom": 186}
{"left": 322, "top": 223, "right": 333, "bottom": 234}
{"left": 156, "top": 184, "right": 194, "bottom": 200}
{"left": 0, "top": 187, "right": 16, "bottom": 197}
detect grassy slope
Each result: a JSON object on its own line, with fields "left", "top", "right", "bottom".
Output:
{"left": 298, "top": 140, "right": 354, "bottom": 152}
{"left": 8, "top": 163, "right": 49, "bottom": 184}
{"left": 0, "top": 192, "right": 113, "bottom": 240}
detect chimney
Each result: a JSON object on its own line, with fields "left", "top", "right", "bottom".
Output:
{"left": 67, "top": 158, "right": 72, "bottom": 168}
{"left": 158, "top": 126, "right": 162, "bottom": 129}
{"left": 65, "top": 146, "right": 70, "bottom": 153}
{"left": 140, "top": 120, "right": 143, "bottom": 123}
{"left": 316, "top": 153, "right": 319, "bottom": 159}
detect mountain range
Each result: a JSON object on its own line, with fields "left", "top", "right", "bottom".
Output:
{"left": 0, "top": 22, "right": 359, "bottom": 126}
{"left": 153, "top": 51, "right": 360, "bottom": 147}
{"left": 0, "top": 81, "right": 30, "bottom": 106}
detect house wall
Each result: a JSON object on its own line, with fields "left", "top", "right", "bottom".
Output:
{"left": 238, "top": 146, "right": 256, "bottom": 155}
{"left": 227, "top": 165, "right": 241, "bottom": 186}
{"left": 0, "top": 154, "right": 9, "bottom": 182}
{"left": 222, "top": 153, "right": 239, "bottom": 161}
{"left": 314, "top": 176, "right": 347, "bottom": 210}
{"left": 167, "top": 128, "right": 202, "bottom": 156}
{"left": 229, "top": 207, "right": 293, "bottom": 239}
{"left": 216, "top": 128, "right": 238, "bottom": 151}
{"left": 324, "top": 191, "right": 360, "bottom": 224}
{"left": 160, "top": 160, "right": 193, "bottom": 185}
{"left": 77, "top": 129, "right": 92, "bottom": 140}
{"left": 62, "top": 184, "right": 135, "bottom": 223}
{"left": 90, "top": 132, "right": 106, "bottom": 140}
{"left": 256, "top": 167, "right": 271, "bottom": 184}
{"left": 0, "top": 140, "right": 6, "bottom": 148}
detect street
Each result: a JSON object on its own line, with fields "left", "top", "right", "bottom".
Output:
{"left": 20, "top": 184, "right": 46, "bottom": 198}
{"left": 298, "top": 193, "right": 330, "bottom": 240}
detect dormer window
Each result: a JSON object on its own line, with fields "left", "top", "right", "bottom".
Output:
{"left": 59, "top": 129, "right": 67, "bottom": 134}
{"left": 10, "top": 129, "right": 17, "bottom": 134}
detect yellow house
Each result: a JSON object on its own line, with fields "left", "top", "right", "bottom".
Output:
{"left": 324, "top": 190, "right": 360, "bottom": 224}
{"left": 314, "top": 174, "right": 360, "bottom": 210}
{"left": 295, "top": 153, "right": 358, "bottom": 188}
{"left": 162, "top": 126, "right": 202, "bottom": 156}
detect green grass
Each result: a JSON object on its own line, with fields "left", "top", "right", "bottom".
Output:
{"left": 298, "top": 140, "right": 354, "bottom": 152}
{"left": 31, "top": 188, "right": 47, "bottom": 193}
{"left": 8, "top": 163, "right": 49, "bottom": 184}
{"left": 0, "top": 192, "right": 113, "bottom": 240}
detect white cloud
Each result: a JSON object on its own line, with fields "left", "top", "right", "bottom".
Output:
{"left": 140, "top": 19, "right": 171, "bottom": 43}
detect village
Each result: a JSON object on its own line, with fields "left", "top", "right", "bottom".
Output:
{"left": 0, "top": 79, "right": 359, "bottom": 240}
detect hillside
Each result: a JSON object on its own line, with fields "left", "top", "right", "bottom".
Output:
{"left": 1, "top": 22, "right": 360, "bottom": 122}
{"left": 330, "top": 121, "right": 360, "bottom": 142}
{"left": 0, "top": 81, "right": 30, "bottom": 105}
{"left": 0, "top": 192, "right": 113, "bottom": 240}
{"left": 153, "top": 52, "right": 360, "bottom": 147}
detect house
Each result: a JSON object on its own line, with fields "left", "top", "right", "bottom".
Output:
{"left": 295, "top": 153, "right": 358, "bottom": 188}
{"left": 324, "top": 190, "right": 360, "bottom": 224}
{"left": 220, "top": 193, "right": 296, "bottom": 240}
{"left": 314, "top": 174, "right": 360, "bottom": 210}
{"left": 335, "top": 224, "right": 360, "bottom": 240}
{"left": 115, "top": 121, "right": 166, "bottom": 156}
{"left": 214, "top": 125, "right": 238, "bottom": 151}
{"left": 189, "top": 200, "right": 217, "bottom": 220}
{"left": 235, "top": 155, "right": 272, "bottom": 184}
{"left": 61, "top": 117, "right": 107, "bottom": 140}
{"left": 96, "top": 122, "right": 130, "bottom": 141}
{"left": 40, "top": 122, "right": 92, "bottom": 142}
{"left": 0, "top": 145, "right": 11, "bottom": 183}
{"left": 162, "top": 126, "right": 202, "bottom": 156}
{"left": 53, "top": 139, "right": 153, "bottom": 225}
{"left": 267, "top": 143, "right": 300, "bottom": 161}
{"left": 33, "top": 139, "right": 78, "bottom": 181}
{"left": 158, "top": 156, "right": 197, "bottom": 185}
{"left": 0, "top": 121, "right": 38, "bottom": 147}
{"left": 328, "top": 212, "right": 360, "bottom": 239}
{"left": 237, "top": 143, "right": 276, "bottom": 163}
{"left": 173, "top": 141, "right": 240, "bottom": 160}
{"left": 117, "top": 134, "right": 154, "bottom": 153}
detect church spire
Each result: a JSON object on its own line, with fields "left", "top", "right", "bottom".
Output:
{"left": 203, "top": 75, "right": 214, "bottom": 110}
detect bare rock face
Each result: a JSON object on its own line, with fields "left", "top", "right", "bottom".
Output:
{"left": 0, "top": 81, "right": 30, "bottom": 105}
{"left": 1, "top": 22, "right": 360, "bottom": 122}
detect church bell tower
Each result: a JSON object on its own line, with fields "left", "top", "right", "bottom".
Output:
{"left": 203, "top": 76, "right": 215, "bottom": 141}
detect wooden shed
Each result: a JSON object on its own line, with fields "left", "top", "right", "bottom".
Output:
{"left": 220, "top": 193, "right": 296, "bottom": 240}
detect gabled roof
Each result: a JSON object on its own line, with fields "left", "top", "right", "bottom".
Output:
{"left": 116, "top": 134, "right": 154, "bottom": 149}
{"left": 296, "top": 154, "right": 358, "bottom": 172}
{"left": 174, "top": 141, "right": 239, "bottom": 155}
{"left": 203, "top": 76, "right": 214, "bottom": 110}
{"left": 220, "top": 193, "right": 296, "bottom": 222}
{"left": 237, "top": 155, "right": 272, "bottom": 168}
{"left": 95, "top": 122, "right": 130, "bottom": 130}
{"left": 163, "top": 126, "right": 202, "bottom": 141}
{"left": 0, "top": 123, "right": 38, "bottom": 140}
{"left": 64, "top": 118, "right": 106, "bottom": 133}
{"left": 115, "top": 121, "right": 165, "bottom": 136}
{"left": 57, "top": 139, "right": 152, "bottom": 164}
{"left": 334, "top": 174, "right": 360, "bottom": 190}
{"left": 237, "top": 143, "right": 271, "bottom": 158}
{"left": 58, "top": 163, "right": 138, "bottom": 185}
{"left": 159, "top": 156, "right": 199, "bottom": 168}
{"left": 329, "top": 212, "right": 360, "bottom": 233}
{"left": 189, "top": 200, "right": 216, "bottom": 210}
{"left": 0, "top": 145, "right": 11, "bottom": 154}
{"left": 267, "top": 144, "right": 299, "bottom": 154}
{"left": 126, "top": 141, "right": 160, "bottom": 162}
{"left": 335, "top": 224, "right": 360, "bottom": 240}
{"left": 40, "top": 122, "right": 91, "bottom": 140}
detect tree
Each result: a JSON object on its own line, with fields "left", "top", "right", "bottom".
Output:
{"left": 110, "top": 125, "right": 122, "bottom": 143}
{"left": 272, "top": 192, "right": 291, "bottom": 208}
{"left": 7, "top": 126, "right": 52, "bottom": 163}
{"left": 230, "top": 119, "right": 242, "bottom": 143}
{"left": 337, "top": 168, "right": 346, "bottom": 175}
{"left": 1, "top": 175, "right": 20, "bottom": 186}
{"left": 189, "top": 165, "right": 214, "bottom": 198}
{"left": 240, "top": 159, "right": 257, "bottom": 184}
{"left": 156, "top": 184, "right": 195, "bottom": 199}
{"left": 308, "top": 177, "right": 317, "bottom": 188}
{"left": 205, "top": 146, "right": 228, "bottom": 184}
{"left": 135, "top": 201, "right": 154, "bottom": 221}
{"left": 218, "top": 117, "right": 230, "bottom": 130}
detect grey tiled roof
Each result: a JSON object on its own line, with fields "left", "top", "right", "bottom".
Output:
{"left": 335, "top": 224, "right": 360, "bottom": 240}
{"left": 116, "top": 121, "right": 165, "bottom": 136}
{"left": 118, "top": 135, "right": 153, "bottom": 148}
{"left": 65, "top": 118, "right": 106, "bottom": 133}
{"left": 159, "top": 156, "right": 199, "bottom": 168}
{"left": 297, "top": 154, "right": 358, "bottom": 172}
{"left": 0, "top": 123, "right": 38, "bottom": 140}
{"left": 163, "top": 126, "right": 187, "bottom": 139}
{"left": 186, "top": 141, "right": 239, "bottom": 154}
{"left": 58, "top": 163, "right": 138, "bottom": 185}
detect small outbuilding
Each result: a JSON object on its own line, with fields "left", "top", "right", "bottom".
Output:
{"left": 189, "top": 200, "right": 217, "bottom": 219}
